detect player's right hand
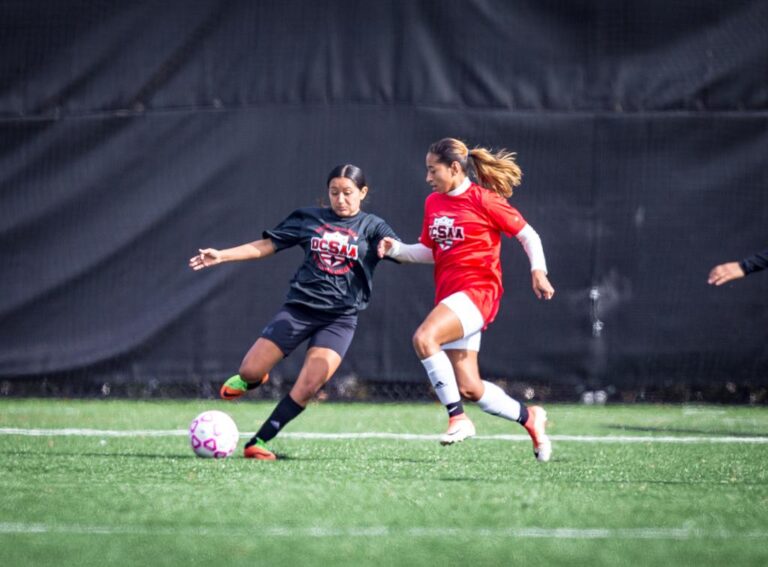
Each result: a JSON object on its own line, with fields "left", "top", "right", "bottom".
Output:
{"left": 708, "top": 261, "right": 745, "bottom": 286}
{"left": 377, "top": 237, "right": 396, "bottom": 258}
{"left": 189, "top": 248, "right": 222, "bottom": 271}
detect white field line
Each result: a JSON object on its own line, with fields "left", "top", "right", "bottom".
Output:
{"left": 0, "top": 522, "right": 766, "bottom": 540}
{"left": 1, "top": 427, "right": 768, "bottom": 443}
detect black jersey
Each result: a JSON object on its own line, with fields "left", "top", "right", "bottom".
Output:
{"left": 264, "top": 207, "right": 398, "bottom": 314}
{"left": 740, "top": 249, "right": 768, "bottom": 276}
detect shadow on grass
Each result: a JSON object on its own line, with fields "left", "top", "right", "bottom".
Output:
{"left": 8, "top": 449, "right": 460, "bottom": 465}
{"left": 603, "top": 424, "right": 768, "bottom": 437}
{"left": 274, "top": 455, "right": 437, "bottom": 464}
{"left": 6, "top": 449, "right": 198, "bottom": 459}
{"left": 437, "top": 476, "right": 495, "bottom": 482}
{"left": 564, "top": 478, "right": 768, "bottom": 486}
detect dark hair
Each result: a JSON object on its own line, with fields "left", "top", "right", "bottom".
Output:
{"left": 428, "top": 138, "right": 472, "bottom": 173}
{"left": 326, "top": 164, "right": 367, "bottom": 189}
{"left": 428, "top": 137, "right": 522, "bottom": 198}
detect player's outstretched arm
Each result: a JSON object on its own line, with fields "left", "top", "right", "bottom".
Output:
{"left": 189, "top": 239, "right": 276, "bottom": 271}
{"left": 532, "top": 269, "right": 555, "bottom": 300}
{"left": 378, "top": 237, "right": 434, "bottom": 264}
{"left": 707, "top": 261, "right": 745, "bottom": 286}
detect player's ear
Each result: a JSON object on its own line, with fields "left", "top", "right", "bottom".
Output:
{"left": 450, "top": 161, "right": 462, "bottom": 176}
{"left": 359, "top": 186, "right": 369, "bottom": 200}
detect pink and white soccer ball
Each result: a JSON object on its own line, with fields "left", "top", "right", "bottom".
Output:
{"left": 189, "top": 410, "right": 239, "bottom": 458}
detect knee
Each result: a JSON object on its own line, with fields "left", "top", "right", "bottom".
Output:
{"left": 412, "top": 327, "right": 436, "bottom": 359}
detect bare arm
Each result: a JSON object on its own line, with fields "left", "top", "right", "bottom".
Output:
{"left": 189, "top": 238, "right": 276, "bottom": 271}
{"left": 709, "top": 249, "right": 768, "bottom": 285}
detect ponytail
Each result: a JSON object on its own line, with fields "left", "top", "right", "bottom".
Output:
{"left": 468, "top": 146, "right": 522, "bottom": 198}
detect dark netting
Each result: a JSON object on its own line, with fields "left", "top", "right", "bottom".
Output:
{"left": 1, "top": 1, "right": 767, "bottom": 402}
{"left": 3, "top": 368, "right": 766, "bottom": 405}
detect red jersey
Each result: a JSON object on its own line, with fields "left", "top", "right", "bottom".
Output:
{"left": 419, "top": 183, "right": 527, "bottom": 325}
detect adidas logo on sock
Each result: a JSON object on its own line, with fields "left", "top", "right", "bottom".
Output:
{"left": 270, "top": 420, "right": 281, "bottom": 430}
{"left": 434, "top": 381, "right": 445, "bottom": 389}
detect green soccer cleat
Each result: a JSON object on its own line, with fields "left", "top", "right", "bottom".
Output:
{"left": 219, "top": 373, "right": 269, "bottom": 400}
{"left": 243, "top": 437, "right": 277, "bottom": 460}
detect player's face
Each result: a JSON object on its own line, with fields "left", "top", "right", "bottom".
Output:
{"left": 328, "top": 177, "right": 367, "bottom": 217}
{"left": 426, "top": 152, "right": 462, "bottom": 194}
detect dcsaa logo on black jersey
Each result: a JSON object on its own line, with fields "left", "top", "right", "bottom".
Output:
{"left": 310, "top": 225, "right": 360, "bottom": 274}
{"left": 429, "top": 215, "right": 465, "bottom": 251}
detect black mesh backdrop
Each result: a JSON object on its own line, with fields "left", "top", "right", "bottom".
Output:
{"left": 1, "top": 1, "right": 767, "bottom": 400}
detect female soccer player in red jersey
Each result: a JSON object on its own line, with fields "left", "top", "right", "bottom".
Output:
{"left": 378, "top": 138, "right": 555, "bottom": 462}
{"left": 190, "top": 164, "right": 399, "bottom": 460}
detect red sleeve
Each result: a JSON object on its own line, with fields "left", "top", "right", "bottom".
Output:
{"left": 418, "top": 197, "right": 434, "bottom": 248}
{"left": 482, "top": 191, "right": 527, "bottom": 236}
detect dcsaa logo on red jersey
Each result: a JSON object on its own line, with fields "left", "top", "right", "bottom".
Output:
{"left": 429, "top": 215, "right": 465, "bottom": 251}
{"left": 310, "top": 226, "right": 359, "bottom": 274}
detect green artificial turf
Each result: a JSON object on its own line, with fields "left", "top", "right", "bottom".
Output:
{"left": 1, "top": 400, "right": 767, "bottom": 566}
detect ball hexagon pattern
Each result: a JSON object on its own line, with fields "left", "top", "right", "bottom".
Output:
{"left": 189, "top": 410, "right": 239, "bottom": 458}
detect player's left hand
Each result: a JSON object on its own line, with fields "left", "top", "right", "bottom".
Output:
{"left": 532, "top": 270, "right": 554, "bottom": 300}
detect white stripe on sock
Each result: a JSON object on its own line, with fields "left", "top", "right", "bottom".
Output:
{"left": 421, "top": 351, "right": 460, "bottom": 406}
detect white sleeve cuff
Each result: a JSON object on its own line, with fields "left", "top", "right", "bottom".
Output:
{"left": 386, "top": 241, "right": 434, "bottom": 264}
{"left": 515, "top": 224, "right": 548, "bottom": 273}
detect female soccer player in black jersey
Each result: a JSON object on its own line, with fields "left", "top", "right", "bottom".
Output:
{"left": 189, "top": 164, "right": 398, "bottom": 459}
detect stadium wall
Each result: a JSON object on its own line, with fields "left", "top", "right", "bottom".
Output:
{"left": 1, "top": 1, "right": 767, "bottom": 401}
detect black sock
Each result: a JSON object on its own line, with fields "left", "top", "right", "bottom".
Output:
{"left": 245, "top": 394, "right": 305, "bottom": 447}
{"left": 236, "top": 374, "right": 263, "bottom": 390}
{"left": 446, "top": 400, "right": 465, "bottom": 418}
{"left": 517, "top": 404, "right": 529, "bottom": 425}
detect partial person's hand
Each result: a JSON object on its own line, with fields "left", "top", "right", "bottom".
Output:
{"left": 189, "top": 248, "right": 222, "bottom": 271}
{"left": 532, "top": 270, "right": 555, "bottom": 300}
{"left": 377, "top": 236, "right": 397, "bottom": 258}
{"left": 707, "top": 262, "right": 745, "bottom": 286}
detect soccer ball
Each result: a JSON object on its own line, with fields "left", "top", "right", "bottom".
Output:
{"left": 189, "top": 410, "right": 239, "bottom": 458}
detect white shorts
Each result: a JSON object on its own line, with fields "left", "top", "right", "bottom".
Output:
{"left": 440, "top": 292, "right": 483, "bottom": 352}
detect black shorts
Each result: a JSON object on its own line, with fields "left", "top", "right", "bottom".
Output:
{"left": 260, "top": 303, "right": 358, "bottom": 358}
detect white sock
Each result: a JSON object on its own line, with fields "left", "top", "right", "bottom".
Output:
{"left": 421, "top": 351, "right": 461, "bottom": 406}
{"left": 477, "top": 380, "right": 522, "bottom": 422}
